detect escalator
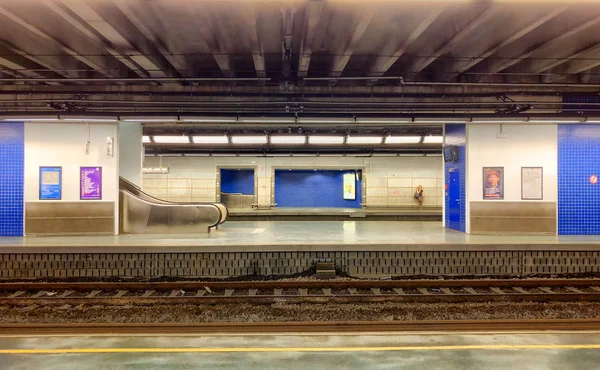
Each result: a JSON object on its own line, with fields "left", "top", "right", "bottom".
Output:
{"left": 119, "top": 177, "right": 228, "bottom": 234}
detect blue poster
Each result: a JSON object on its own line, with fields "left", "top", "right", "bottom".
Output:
{"left": 39, "top": 167, "right": 62, "bottom": 200}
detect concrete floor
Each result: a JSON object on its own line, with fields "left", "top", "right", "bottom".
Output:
{"left": 1, "top": 332, "right": 600, "bottom": 369}
{"left": 2, "top": 221, "right": 600, "bottom": 250}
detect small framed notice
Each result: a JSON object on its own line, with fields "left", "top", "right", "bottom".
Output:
{"left": 521, "top": 167, "right": 543, "bottom": 200}
{"left": 80, "top": 166, "right": 102, "bottom": 200}
{"left": 343, "top": 173, "right": 356, "bottom": 200}
{"left": 39, "top": 166, "right": 62, "bottom": 200}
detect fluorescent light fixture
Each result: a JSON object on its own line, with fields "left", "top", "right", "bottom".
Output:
{"left": 266, "top": 153, "right": 293, "bottom": 157}
{"left": 308, "top": 135, "right": 345, "bottom": 144}
{"left": 270, "top": 135, "right": 307, "bottom": 144}
{"left": 528, "top": 119, "right": 583, "bottom": 123}
{"left": 210, "top": 153, "right": 237, "bottom": 157}
{"left": 346, "top": 136, "right": 383, "bottom": 144}
{"left": 425, "top": 153, "right": 443, "bottom": 157}
{"left": 292, "top": 153, "right": 317, "bottom": 157}
{"left": 157, "top": 153, "right": 182, "bottom": 157}
{"left": 470, "top": 118, "right": 527, "bottom": 123}
{"left": 183, "top": 153, "right": 210, "bottom": 157}
{"left": 423, "top": 136, "right": 443, "bottom": 144}
{"left": 237, "top": 153, "right": 265, "bottom": 157}
{"left": 142, "top": 136, "right": 152, "bottom": 143}
{"left": 191, "top": 135, "right": 229, "bottom": 144}
{"left": 239, "top": 117, "right": 296, "bottom": 123}
{"left": 4, "top": 117, "right": 57, "bottom": 121}
{"left": 180, "top": 117, "right": 237, "bottom": 123}
{"left": 63, "top": 118, "right": 118, "bottom": 122}
{"left": 355, "top": 118, "right": 413, "bottom": 124}
{"left": 585, "top": 118, "right": 600, "bottom": 123}
{"left": 372, "top": 153, "right": 399, "bottom": 157}
{"left": 414, "top": 118, "right": 466, "bottom": 123}
{"left": 230, "top": 136, "right": 268, "bottom": 144}
{"left": 318, "top": 154, "right": 344, "bottom": 157}
{"left": 399, "top": 153, "right": 426, "bottom": 157}
{"left": 152, "top": 136, "right": 190, "bottom": 144}
{"left": 384, "top": 136, "right": 422, "bottom": 144}
{"left": 144, "top": 153, "right": 156, "bottom": 157}
{"left": 122, "top": 117, "right": 177, "bottom": 122}
{"left": 297, "top": 118, "right": 355, "bottom": 124}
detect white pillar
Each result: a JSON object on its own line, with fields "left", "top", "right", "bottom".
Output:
{"left": 118, "top": 121, "right": 143, "bottom": 187}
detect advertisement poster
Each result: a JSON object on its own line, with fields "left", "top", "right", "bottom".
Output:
{"left": 80, "top": 166, "right": 102, "bottom": 200}
{"left": 522, "top": 167, "right": 543, "bottom": 200}
{"left": 483, "top": 167, "right": 504, "bottom": 200}
{"left": 343, "top": 173, "right": 356, "bottom": 200}
{"left": 39, "top": 166, "right": 62, "bottom": 200}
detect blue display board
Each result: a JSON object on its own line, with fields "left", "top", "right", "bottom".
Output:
{"left": 39, "top": 166, "right": 62, "bottom": 200}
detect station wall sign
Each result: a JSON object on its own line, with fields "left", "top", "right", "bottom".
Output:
{"left": 80, "top": 166, "right": 102, "bottom": 200}
{"left": 39, "top": 166, "right": 62, "bottom": 200}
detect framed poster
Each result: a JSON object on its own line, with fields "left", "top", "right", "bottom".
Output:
{"left": 343, "top": 173, "right": 356, "bottom": 200}
{"left": 80, "top": 166, "right": 102, "bottom": 200}
{"left": 39, "top": 166, "right": 62, "bottom": 200}
{"left": 522, "top": 167, "right": 543, "bottom": 200}
{"left": 483, "top": 167, "right": 504, "bottom": 200}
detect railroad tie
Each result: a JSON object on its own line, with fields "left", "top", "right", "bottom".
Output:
{"left": 274, "top": 289, "right": 283, "bottom": 296}
{"left": 440, "top": 288, "right": 454, "bottom": 295}
{"left": 224, "top": 289, "right": 234, "bottom": 297}
{"left": 8, "top": 291, "right": 25, "bottom": 298}
{"left": 114, "top": 290, "right": 128, "bottom": 298}
{"left": 169, "top": 290, "right": 183, "bottom": 297}
{"left": 566, "top": 286, "right": 584, "bottom": 293}
{"left": 248, "top": 289, "right": 258, "bottom": 296}
{"left": 299, "top": 288, "right": 308, "bottom": 296}
{"left": 348, "top": 288, "right": 358, "bottom": 295}
{"left": 196, "top": 290, "right": 207, "bottom": 297}
{"left": 32, "top": 291, "right": 51, "bottom": 298}
{"left": 512, "top": 287, "right": 528, "bottom": 294}
{"left": 86, "top": 290, "right": 101, "bottom": 298}
{"left": 322, "top": 288, "right": 332, "bottom": 296}
{"left": 463, "top": 287, "right": 478, "bottom": 295}
{"left": 589, "top": 286, "right": 600, "bottom": 292}
{"left": 393, "top": 288, "right": 404, "bottom": 295}
{"left": 57, "top": 290, "right": 75, "bottom": 298}
{"left": 370, "top": 288, "right": 381, "bottom": 295}
{"left": 417, "top": 288, "right": 430, "bottom": 295}
{"left": 539, "top": 287, "right": 555, "bottom": 294}
{"left": 142, "top": 290, "right": 155, "bottom": 297}
{"left": 490, "top": 287, "right": 505, "bottom": 295}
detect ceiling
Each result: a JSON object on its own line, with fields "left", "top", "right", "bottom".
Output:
{"left": 1, "top": 0, "right": 600, "bottom": 116}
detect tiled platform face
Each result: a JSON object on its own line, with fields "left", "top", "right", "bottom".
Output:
{"left": 558, "top": 125, "right": 600, "bottom": 235}
{"left": 0, "top": 122, "right": 24, "bottom": 237}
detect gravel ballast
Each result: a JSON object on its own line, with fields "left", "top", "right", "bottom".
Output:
{"left": 1, "top": 302, "right": 599, "bottom": 324}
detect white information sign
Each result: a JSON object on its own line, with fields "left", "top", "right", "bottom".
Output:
{"left": 521, "top": 167, "right": 543, "bottom": 200}
{"left": 343, "top": 173, "right": 356, "bottom": 200}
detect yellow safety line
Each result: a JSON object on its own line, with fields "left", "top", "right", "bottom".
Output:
{"left": 2, "top": 344, "right": 600, "bottom": 354}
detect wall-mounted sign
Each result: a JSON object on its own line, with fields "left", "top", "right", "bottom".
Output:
{"left": 483, "top": 167, "right": 504, "bottom": 200}
{"left": 106, "top": 136, "right": 114, "bottom": 157}
{"left": 343, "top": 173, "right": 356, "bottom": 200}
{"left": 80, "top": 166, "right": 102, "bottom": 200}
{"left": 39, "top": 166, "right": 62, "bottom": 200}
{"left": 142, "top": 167, "right": 169, "bottom": 174}
{"left": 522, "top": 167, "right": 543, "bottom": 200}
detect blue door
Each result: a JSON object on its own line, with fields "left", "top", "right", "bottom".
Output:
{"left": 448, "top": 169, "right": 461, "bottom": 231}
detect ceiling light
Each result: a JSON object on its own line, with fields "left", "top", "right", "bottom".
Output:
{"left": 210, "top": 153, "right": 237, "bottom": 157}
{"left": 192, "top": 135, "right": 229, "bottom": 144}
{"left": 470, "top": 118, "right": 527, "bottom": 123}
{"left": 527, "top": 119, "right": 583, "bottom": 123}
{"left": 239, "top": 117, "right": 296, "bottom": 123}
{"left": 372, "top": 153, "right": 399, "bottom": 157}
{"left": 230, "top": 136, "right": 268, "bottom": 144}
{"left": 384, "top": 136, "right": 422, "bottom": 144}
{"left": 142, "top": 136, "right": 152, "bottom": 143}
{"left": 122, "top": 117, "right": 177, "bottom": 122}
{"left": 308, "top": 135, "right": 345, "bottom": 144}
{"left": 270, "top": 135, "right": 307, "bottom": 144}
{"left": 413, "top": 118, "right": 466, "bottom": 123}
{"left": 4, "top": 117, "right": 57, "bottom": 121}
{"left": 355, "top": 118, "right": 413, "bottom": 124}
{"left": 423, "top": 136, "right": 443, "bottom": 144}
{"left": 63, "top": 118, "right": 118, "bottom": 122}
{"left": 399, "top": 153, "right": 426, "bottom": 157}
{"left": 346, "top": 136, "right": 383, "bottom": 144}
{"left": 425, "top": 153, "right": 443, "bottom": 157}
{"left": 180, "top": 117, "right": 237, "bottom": 123}
{"left": 157, "top": 153, "right": 183, "bottom": 157}
{"left": 183, "top": 153, "right": 210, "bottom": 157}
{"left": 152, "top": 136, "right": 190, "bottom": 144}
{"left": 297, "top": 118, "right": 355, "bottom": 124}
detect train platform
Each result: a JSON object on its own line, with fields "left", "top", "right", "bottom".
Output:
{"left": 1, "top": 332, "right": 599, "bottom": 369}
{"left": 1, "top": 221, "right": 599, "bottom": 280}
{"left": 228, "top": 207, "right": 441, "bottom": 221}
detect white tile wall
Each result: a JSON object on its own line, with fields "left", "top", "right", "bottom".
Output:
{"left": 143, "top": 156, "right": 443, "bottom": 207}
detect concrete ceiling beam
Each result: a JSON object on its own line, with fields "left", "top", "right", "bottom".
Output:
{"left": 298, "top": 0, "right": 325, "bottom": 78}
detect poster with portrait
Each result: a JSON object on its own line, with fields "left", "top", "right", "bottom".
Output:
{"left": 483, "top": 167, "right": 504, "bottom": 200}
{"left": 39, "top": 166, "right": 62, "bottom": 200}
{"left": 80, "top": 166, "right": 102, "bottom": 200}
{"left": 343, "top": 173, "right": 356, "bottom": 200}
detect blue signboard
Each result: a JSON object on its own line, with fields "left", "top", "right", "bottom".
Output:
{"left": 39, "top": 167, "right": 62, "bottom": 200}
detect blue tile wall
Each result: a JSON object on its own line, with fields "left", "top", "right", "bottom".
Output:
{"left": 0, "top": 122, "right": 24, "bottom": 236}
{"left": 558, "top": 124, "right": 600, "bottom": 235}
{"left": 444, "top": 124, "right": 466, "bottom": 232}
{"left": 274, "top": 169, "right": 362, "bottom": 208}
{"left": 220, "top": 169, "right": 255, "bottom": 195}
{"left": 562, "top": 95, "right": 600, "bottom": 113}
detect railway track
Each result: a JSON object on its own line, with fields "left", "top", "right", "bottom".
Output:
{"left": 1, "top": 279, "right": 600, "bottom": 305}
